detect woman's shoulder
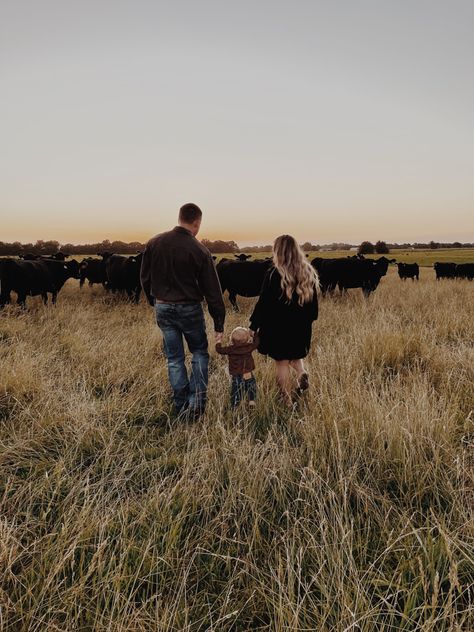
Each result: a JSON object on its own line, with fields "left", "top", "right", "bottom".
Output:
{"left": 265, "top": 265, "right": 279, "bottom": 281}
{"left": 263, "top": 265, "right": 281, "bottom": 289}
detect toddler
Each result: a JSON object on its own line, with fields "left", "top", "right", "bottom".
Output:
{"left": 216, "top": 327, "right": 259, "bottom": 408}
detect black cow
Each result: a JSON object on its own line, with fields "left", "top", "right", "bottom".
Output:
{"left": 79, "top": 252, "right": 112, "bottom": 289}
{"left": 79, "top": 258, "right": 108, "bottom": 289}
{"left": 19, "top": 253, "right": 41, "bottom": 260}
{"left": 455, "top": 263, "right": 474, "bottom": 280}
{"left": 397, "top": 262, "right": 419, "bottom": 281}
{"left": 234, "top": 254, "right": 252, "bottom": 261}
{"left": 433, "top": 262, "right": 456, "bottom": 279}
{"left": 217, "top": 258, "right": 272, "bottom": 310}
{"left": 311, "top": 256, "right": 395, "bottom": 297}
{"left": 48, "top": 252, "right": 70, "bottom": 261}
{"left": 0, "top": 259, "right": 80, "bottom": 307}
{"left": 19, "top": 252, "right": 69, "bottom": 261}
{"left": 105, "top": 253, "right": 143, "bottom": 302}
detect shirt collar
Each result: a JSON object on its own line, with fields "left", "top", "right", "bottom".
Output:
{"left": 173, "top": 225, "right": 194, "bottom": 236}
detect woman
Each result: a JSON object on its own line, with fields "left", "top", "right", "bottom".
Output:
{"left": 249, "top": 235, "right": 319, "bottom": 405}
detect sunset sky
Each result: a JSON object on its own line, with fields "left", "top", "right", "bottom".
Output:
{"left": 1, "top": 1, "right": 473, "bottom": 245}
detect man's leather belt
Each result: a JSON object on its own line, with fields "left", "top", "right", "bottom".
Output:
{"left": 155, "top": 299, "right": 200, "bottom": 305}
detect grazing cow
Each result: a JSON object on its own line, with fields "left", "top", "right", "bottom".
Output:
{"left": 106, "top": 253, "right": 143, "bottom": 302}
{"left": 433, "top": 262, "right": 457, "bottom": 279}
{"left": 0, "top": 258, "right": 80, "bottom": 307}
{"left": 311, "top": 256, "right": 395, "bottom": 297}
{"left": 217, "top": 258, "right": 272, "bottom": 310}
{"left": 397, "top": 262, "right": 419, "bottom": 281}
{"left": 234, "top": 253, "right": 252, "bottom": 261}
{"left": 455, "top": 263, "right": 474, "bottom": 280}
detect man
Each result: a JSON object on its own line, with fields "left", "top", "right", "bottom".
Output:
{"left": 140, "top": 203, "right": 225, "bottom": 419}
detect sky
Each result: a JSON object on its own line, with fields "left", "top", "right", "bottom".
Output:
{"left": 1, "top": 0, "right": 473, "bottom": 245}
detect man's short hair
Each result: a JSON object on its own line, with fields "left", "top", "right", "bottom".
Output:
{"left": 179, "top": 203, "right": 202, "bottom": 224}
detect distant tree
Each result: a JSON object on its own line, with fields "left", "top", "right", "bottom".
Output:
{"left": 375, "top": 240, "right": 389, "bottom": 254}
{"left": 201, "top": 239, "right": 239, "bottom": 253}
{"left": 241, "top": 244, "right": 273, "bottom": 253}
{"left": 301, "top": 242, "right": 319, "bottom": 252}
{"left": 358, "top": 241, "right": 375, "bottom": 255}
{"left": 429, "top": 240, "right": 440, "bottom": 250}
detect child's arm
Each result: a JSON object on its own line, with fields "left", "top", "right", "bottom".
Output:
{"left": 215, "top": 342, "right": 231, "bottom": 355}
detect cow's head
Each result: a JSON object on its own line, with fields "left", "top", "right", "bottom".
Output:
{"left": 234, "top": 253, "right": 252, "bottom": 261}
{"left": 129, "top": 252, "right": 143, "bottom": 266}
{"left": 65, "top": 259, "right": 80, "bottom": 279}
{"left": 97, "top": 251, "right": 113, "bottom": 260}
{"left": 373, "top": 257, "right": 396, "bottom": 276}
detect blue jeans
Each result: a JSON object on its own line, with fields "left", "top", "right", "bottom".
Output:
{"left": 154, "top": 302, "right": 209, "bottom": 414}
{"left": 230, "top": 374, "right": 257, "bottom": 408}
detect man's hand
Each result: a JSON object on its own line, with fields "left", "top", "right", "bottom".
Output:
{"left": 215, "top": 332, "right": 223, "bottom": 344}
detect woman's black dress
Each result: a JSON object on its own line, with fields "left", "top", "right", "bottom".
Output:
{"left": 249, "top": 267, "right": 318, "bottom": 361}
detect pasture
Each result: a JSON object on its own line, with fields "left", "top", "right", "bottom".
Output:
{"left": 0, "top": 268, "right": 473, "bottom": 631}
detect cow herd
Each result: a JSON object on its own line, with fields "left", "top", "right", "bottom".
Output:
{"left": 434, "top": 262, "right": 474, "bottom": 280}
{"left": 0, "top": 251, "right": 143, "bottom": 308}
{"left": 0, "top": 251, "right": 472, "bottom": 310}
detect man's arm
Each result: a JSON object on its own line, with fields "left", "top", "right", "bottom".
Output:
{"left": 140, "top": 242, "right": 154, "bottom": 306}
{"left": 199, "top": 254, "right": 226, "bottom": 333}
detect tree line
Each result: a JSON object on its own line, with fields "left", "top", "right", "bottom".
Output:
{"left": 0, "top": 238, "right": 472, "bottom": 257}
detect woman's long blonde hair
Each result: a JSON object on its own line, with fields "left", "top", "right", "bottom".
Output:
{"left": 273, "top": 235, "right": 319, "bottom": 305}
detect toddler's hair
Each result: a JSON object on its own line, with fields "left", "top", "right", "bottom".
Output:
{"left": 230, "top": 327, "right": 252, "bottom": 344}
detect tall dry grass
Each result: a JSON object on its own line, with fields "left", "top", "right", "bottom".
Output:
{"left": 0, "top": 269, "right": 473, "bottom": 631}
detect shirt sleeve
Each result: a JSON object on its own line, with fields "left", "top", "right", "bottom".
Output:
{"left": 249, "top": 269, "right": 273, "bottom": 331}
{"left": 311, "top": 283, "right": 319, "bottom": 321}
{"left": 215, "top": 342, "right": 231, "bottom": 355}
{"left": 199, "top": 254, "right": 226, "bottom": 332}
{"left": 140, "top": 241, "right": 154, "bottom": 305}
{"left": 251, "top": 332, "right": 260, "bottom": 349}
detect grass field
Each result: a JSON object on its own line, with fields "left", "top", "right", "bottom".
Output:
{"left": 0, "top": 269, "right": 473, "bottom": 631}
